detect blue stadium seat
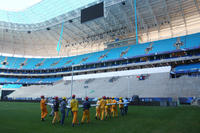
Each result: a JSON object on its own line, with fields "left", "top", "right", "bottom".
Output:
{"left": 101, "top": 46, "right": 128, "bottom": 61}
{"left": 125, "top": 43, "right": 149, "bottom": 58}
{"left": 37, "top": 58, "right": 59, "bottom": 69}
{"left": 84, "top": 50, "right": 107, "bottom": 64}
{"left": 12, "top": 57, "right": 25, "bottom": 69}
{"left": 185, "top": 33, "right": 200, "bottom": 49}
{"left": 22, "top": 58, "right": 43, "bottom": 70}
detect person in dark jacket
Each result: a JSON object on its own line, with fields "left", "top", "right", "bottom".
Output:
{"left": 52, "top": 96, "right": 60, "bottom": 124}
{"left": 81, "top": 97, "right": 91, "bottom": 124}
{"left": 119, "top": 97, "right": 124, "bottom": 116}
{"left": 124, "top": 98, "right": 129, "bottom": 115}
{"left": 60, "top": 97, "right": 67, "bottom": 125}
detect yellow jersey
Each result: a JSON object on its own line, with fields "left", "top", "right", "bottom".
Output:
{"left": 96, "top": 100, "right": 100, "bottom": 110}
{"left": 99, "top": 99, "right": 106, "bottom": 110}
{"left": 40, "top": 99, "right": 46, "bottom": 109}
{"left": 105, "top": 99, "right": 109, "bottom": 109}
{"left": 108, "top": 99, "right": 112, "bottom": 109}
{"left": 71, "top": 99, "right": 79, "bottom": 112}
{"left": 119, "top": 99, "right": 124, "bottom": 109}
{"left": 112, "top": 99, "right": 117, "bottom": 108}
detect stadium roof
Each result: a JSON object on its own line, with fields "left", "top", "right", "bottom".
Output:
{"left": 0, "top": 0, "right": 42, "bottom": 11}
{"left": 0, "top": 0, "right": 199, "bottom": 57}
{"left": 0, "top": 0, "right": 97, "bottom": 24}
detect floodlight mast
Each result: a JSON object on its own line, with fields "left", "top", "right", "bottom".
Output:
{"left": 70, "top": 65, "right": 74, "bottom": 99}
{"left": 127, "top": 76, "right": 132, "bottom": 98}
{"left": 70, "top": 64, "right": 80, "bottom": 99}
{"left": 128, "top": 76, "right": 130, "bottom": 98}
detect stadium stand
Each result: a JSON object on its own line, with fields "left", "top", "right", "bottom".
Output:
{"left": 8, "top": 66, "right": 200, "bottom": 99}
{"left": 0, "top": 32, "right": 199, "bottom": 71}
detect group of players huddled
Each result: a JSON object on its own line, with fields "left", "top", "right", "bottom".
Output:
{"left": 40, "top": 95, "right": 129, "bottom": 127}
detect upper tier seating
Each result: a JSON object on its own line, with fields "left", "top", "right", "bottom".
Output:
{"left": 0, "top": 32, "right": 199, "bottom": 70}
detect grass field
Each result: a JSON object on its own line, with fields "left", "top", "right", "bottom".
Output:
{"left": 0, "top": 102, "right": 200, "bottom": 133}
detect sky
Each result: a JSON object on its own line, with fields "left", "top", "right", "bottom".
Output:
{"left": 0, "top": 0, "right": 42, "bottom": 11}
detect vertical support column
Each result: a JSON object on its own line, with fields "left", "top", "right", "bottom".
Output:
{"left": 71, "top": 65, "right": 74, "bottom": 98}
{"left": 128, "top": 76, "right": 130, "bottom": 98}
{"left": 85, "top": 87, "right": 87, "bottom": 97}
{"left": 134, "top": 0, "right": 138, "bottom": 45}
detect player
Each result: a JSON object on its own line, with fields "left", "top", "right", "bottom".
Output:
{"left": 40, "top": 95, "right": 48, "bottom": 121}
{"left": 99, "top": 96, "right": 107, "bottom": 120}
{"left": 95, "top": 98, "right": 101, "bottom": 120}
{"left": 119, "top": 97, "right": 124, "bottom": 116}
{"left": 66, "top": 97, "right": 73, "bottom": 118}
{"left": 52, "top": 96, "right": 60, "bottom": 124}
{"left": 124, "top": 97, "right": 129, "bottom": 115}
{"left": 105, "top": 97, "right": 111, "bottom": 120}
{"left": 71, "top": 94, "right": 79, "bottom": 127}
{"left": 111, "top": 97, "right": 118, "bottom": 117}
{"left": 60, "top": 97, "right": 67, "bottom": 125}
{"left": 108, "top": 97, "right": 112, "bottom": 118}
{"left": 81, "top": 96, "right": 91, "bottom": 124}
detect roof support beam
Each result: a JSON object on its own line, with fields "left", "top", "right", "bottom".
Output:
{"left": 146, "top": 0, "right": 158, "bottom": 26}
{"left": 193, "top": 0, "right": 200, "bottom": 15}
{"left": 146, "top": 0, "right": 160, "bottom": 38}
{"left": 178, "top": 0, "right": 188, "bottom": 35}
{"left": 162, "top": 0, "right": 173, "bottom": 37}
{"left": 118, "top": 3, "right": 134, "bottom": 34}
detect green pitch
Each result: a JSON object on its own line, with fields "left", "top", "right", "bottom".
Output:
{"left": 0, "top": 102, "right": 200, "bottom": 133}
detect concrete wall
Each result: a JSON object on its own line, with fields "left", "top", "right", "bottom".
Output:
{"left": 8, "top": 73, "right": 200, "bottom": 98}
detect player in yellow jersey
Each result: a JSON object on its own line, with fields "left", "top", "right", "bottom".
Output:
{"left": 99, "top": 96, "right": 106, "bottom": 120}
{"left": 111, "top": 97, "right": 118, "bottom": 117}
{"left": 119, "top": 97, "right": 124, "bottom": 116}
{"left": 70, "top": 94, "right": 79, "bottom": 127}
{"left": 105, "top": 97, "right": 112, "bottom": 120}
{"left": 105, "top": 97, "right": 108, "bottom": 119}
{"left": 108, "top": 97, "right": 112, "bottom": 118}
{"left": 95, "top": 98, "right": 101, "bottom": 120}
{"left": 40, "top": 95, "right": 48, "bottom": 121}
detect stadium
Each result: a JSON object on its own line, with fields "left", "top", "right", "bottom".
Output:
{"left": 0, "top": 0, "right": 200, "bottom": 133}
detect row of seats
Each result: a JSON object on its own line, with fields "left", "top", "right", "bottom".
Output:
{"left": 174, "top": 63, "right": 200, "bottom": 73}
{"left": 0, "top": 32, "right": 200, "bottom": 70}
{"left": 0, "top": 77, "right": 61, "bottom": 84}
{"left": 2, "top": 84, "right": 22, "bottom": 88}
